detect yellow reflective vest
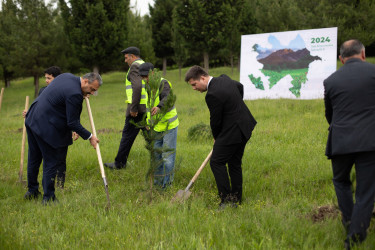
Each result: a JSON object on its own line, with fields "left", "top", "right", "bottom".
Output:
{"left": 147, "top": 78, "right": 179, "bottom": 132}
{"left": 125, "top": 59, "right": 146, "bottom": 104}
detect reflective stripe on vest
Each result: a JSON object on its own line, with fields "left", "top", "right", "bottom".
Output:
{"left": 125, "top": 59, "right": 147, "bottom": 104}
{"left": 147, "top": 78, "right": 179, "bottom": 132}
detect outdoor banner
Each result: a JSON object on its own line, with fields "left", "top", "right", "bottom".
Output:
{"left": 240, "top": 27, "right": 338, "bottom": 99}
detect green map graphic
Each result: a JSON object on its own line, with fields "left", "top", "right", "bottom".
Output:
{"left": 249, "top": 35, "right": 321, "bottom": 97}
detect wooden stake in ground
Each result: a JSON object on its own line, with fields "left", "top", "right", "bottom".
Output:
{"left": 85, "top": 97, "right": 111, "bottom": 209}
{"left": 0, "top": 88, "right": 4, "bottom": 112}
{"left": 19, "top": 96, "right": 29, "bottom": 183}
{"left": 172, "top": 149, "right": 213, "bottom": 202}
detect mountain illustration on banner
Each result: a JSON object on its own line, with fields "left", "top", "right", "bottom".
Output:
{"left": 249, "top": 34, "right": 322, "bottom": 97}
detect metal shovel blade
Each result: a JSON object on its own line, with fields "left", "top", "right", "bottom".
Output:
{"left": 171, "top": 189, "right": 192, "bottom": 203}
{"left": 171, "top": 150, "right": 213, "bottom": 203}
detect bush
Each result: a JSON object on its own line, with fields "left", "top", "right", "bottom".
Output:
{"left": 187, "top": 123, "right": 212, "bottom": 141}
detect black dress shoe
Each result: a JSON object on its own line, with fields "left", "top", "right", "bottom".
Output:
{"left": 344, "top": 240, "right": 350, "bottom": 250}
{"left": 42, "top": 196, "right": 58, "bottom": 205}
{"left": 104, "top": 162, "right": 125, "bottom": 170}
{"left": 218, "top": 202, "right": 238, "bottom": 210}
{"left": 24, "top": 190, "right": 41, "bottom": 200}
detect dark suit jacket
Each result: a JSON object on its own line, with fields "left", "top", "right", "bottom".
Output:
{"left": 25, "top": 73, "right": 91, "bottom": 149}
{"left": 38, "top": 86, "right": 47, "bottom": 96}
{"left": 205, "top": 74, "right": 257, "bottom": 145}
{"left": 324, "top": 58, "right": 375, "bottom": 157}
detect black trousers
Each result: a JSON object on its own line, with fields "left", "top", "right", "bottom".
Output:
{"left": 210, "top": 141, "right": 247, "bottom": 203}
{"left": 56, "top": 153, "right": 67, "bottom": 186}
{"left": 331, "top": 151, "right": 375, "bottom": 242}
{"left": 26, "top": 126, "right": 68, "bottom": 200}
{"left": 115, "top": 113, "right": 144, "bottom": 166}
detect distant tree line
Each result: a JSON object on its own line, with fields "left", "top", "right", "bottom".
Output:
{"left": 1, "top": 0, "right": 375, "bottom": 92}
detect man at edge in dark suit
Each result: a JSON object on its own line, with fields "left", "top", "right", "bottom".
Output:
{"left": 185, "top": 66, "right": 257, "bottom": 208}
{"left": 24, "top": 72, "right": 102, "bottom": 204}
{"left": 324, "top": 39, "right": 375, "bottom": 249}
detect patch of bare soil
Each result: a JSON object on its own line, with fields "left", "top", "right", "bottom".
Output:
{"left": 311, "top": 205, "right": 340, "bottom": 222}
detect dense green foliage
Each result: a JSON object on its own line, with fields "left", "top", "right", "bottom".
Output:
{"left": 59, "top": 0, "right": 129, "bottom": 72}
{"left": 149, "top": 0, "right": 178, "bottom": 74}
{"left": 1, "top": 0, "right": 375, "bottom": 85}
{"left": 1, "top": 67, "right": 374, "bottom": 249}
{"left": 126, "top": 12, "right": 156, "bottom": 64}
{"left": 0, "top": 0, "right": 18, "bottom": 87}
{"left": 1, "top": 0, "right": 61, "bottom": 97}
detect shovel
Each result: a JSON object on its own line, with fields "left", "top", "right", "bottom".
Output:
{"left": 85, "top": 97, "right": 111, "bottom": 209}
{"left": 0, "top": 87, "right": 4, "bottom": 112}
{"left": 172, "top": 149, "right": 213, "bottom": 202}
{"left": 18, "top": 96, "right": 29, "bottom": 184}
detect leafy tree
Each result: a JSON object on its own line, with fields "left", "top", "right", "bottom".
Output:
{"left": 174, "top": 0, "right": 226, "bottom": 71}
{"left": 59, "top": 0, "right": 129, "bottom": 73}
{"left": 171, "top": 7, "right": 189, "bottom": 80}
{"left": 126, "top": 12, "right": 156, "bottom": 64}
{"left": 0, "top": 0, "right": 18, "bottom": 87}
{"left": 255, "top": 0, "right": 305, "bottom": 33}
{"left": 309, "top": 0, "right": 375, "bottom": 46}
{"left": 149, "top": 0, "right": 178, "bottom": 76}
{"left": 52, "top": 11, "right": 83, "bottom": 73}
{"left": 10, "top": 0, "right": 59, "bottom": 97}
{"left": 221, "top": 0, "right": 257, "bottom": 73}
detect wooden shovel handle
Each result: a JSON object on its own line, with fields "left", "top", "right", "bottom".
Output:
{"left": 85, "top": 97, "right": 106, "bottom": 179}
{"left": 191, "top": 149, "right": 212, "bottom": 183}
{"left": 19, "top": 96, "right": 29, "bottom": 181}
{"left": 0, "top": 87, "right": 4, "bottom": 112}
{"left": 184, "top": 149, "right": 213, "bottom": 192}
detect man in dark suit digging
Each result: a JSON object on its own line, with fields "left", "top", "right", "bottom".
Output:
{"left": 185, "top": 66, "right": 257, "bottom": 208}
{"left": 24, "top": 72, "right": 102, "bottom": 204}
{"left": 324, "top": 39, "right": 375, "bottom": 248}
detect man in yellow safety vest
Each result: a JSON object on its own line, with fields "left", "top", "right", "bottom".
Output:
{"left": 139, "top": 62, "right": 179, "bottom": 187}
{"left": 105, "top": 47, "right": 146, "bottom": 170}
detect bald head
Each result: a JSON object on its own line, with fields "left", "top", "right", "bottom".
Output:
{"left": 339, "top": 39, "right": 365, "bottom": 64}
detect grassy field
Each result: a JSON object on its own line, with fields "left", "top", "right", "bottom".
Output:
{"left": 0, "top": 66, "right": 374, "bottom": 249}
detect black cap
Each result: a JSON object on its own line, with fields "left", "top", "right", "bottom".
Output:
{"left": 139, "top": 62, "right": 154, "bottom": 76}
{"left": 121, "top": 46, "right": 140, "bottom": 56}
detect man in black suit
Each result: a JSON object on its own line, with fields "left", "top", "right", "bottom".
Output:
{"left": 23, "top": 66, "right": 66, "bottom": 188}
{"left": 324, "top": 39, "right": 375, "bottom": 248}
{"left": 185, "top": 66, "right": 257, "bottom": 208}
{"left": 24, "top": 72, "right": 102, "bottom": 203}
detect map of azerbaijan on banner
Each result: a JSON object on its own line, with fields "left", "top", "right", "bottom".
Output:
{"left": 240, "top": 27, "right": 337, "bottom": 99}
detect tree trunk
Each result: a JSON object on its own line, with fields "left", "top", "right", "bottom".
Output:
{"left": 93, "top": 66, "right": 99, "bottom": 74}
{"left": 34, "top": 75, "right": 39, "bottom": 98}
{"left": 230, "top": 51, "right": 234, "bottom": 75}
{"left": 162, "top": 57, "right": 167, "bottom": 77}
{"left": 178, "top": 62, "right": 182, "bottom": 81}
{"left": 2, "top": 68, "right": 12, "bottom": 87}
{"left": 203, "top": 52, "right": 209, "bottom": 72}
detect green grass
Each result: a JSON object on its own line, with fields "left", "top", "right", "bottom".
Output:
{"left": 1, "top": 66, "right": 374, "bottom": 249}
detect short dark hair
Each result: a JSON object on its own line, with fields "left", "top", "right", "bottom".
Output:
{"left": 82, "top": 72, "right": 103, "bottom": 86}
{"left": 340, "top": 39, "right": 365, "bottom": 59}
{"left": 184, "top": 65, "right": 208, "bottom": 82}
{"left": 44, "top": 66, "right": 62, "bottom": 77}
